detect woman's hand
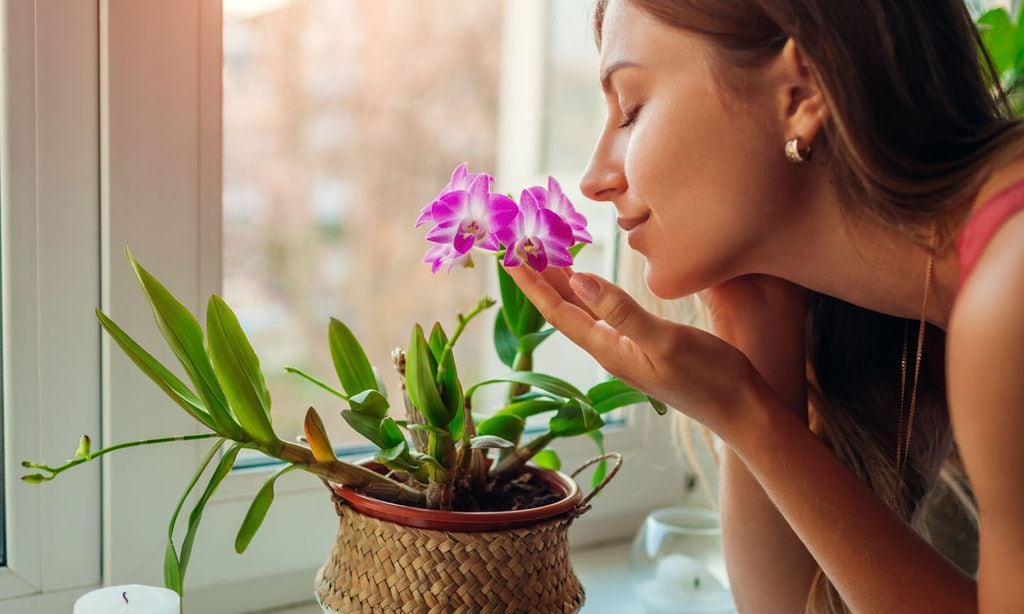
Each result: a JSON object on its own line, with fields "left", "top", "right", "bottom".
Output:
{"left": 698, "top": 274, "right": 810, "bottom": 421}
{"left": 502, "top": 264, "right": 764, "bottom": 441}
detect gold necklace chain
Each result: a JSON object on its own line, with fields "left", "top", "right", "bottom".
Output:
{"left": 889, "top": 225, "right": 936, "bottom": 511}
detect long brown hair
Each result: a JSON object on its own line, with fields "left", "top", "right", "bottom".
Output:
{"left": 594, "top": 1, "right": 1021, "bottom": 611}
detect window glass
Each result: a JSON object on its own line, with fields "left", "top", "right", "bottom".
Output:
{"left": 223, "top": 0, "right": 503, "bottom": 458}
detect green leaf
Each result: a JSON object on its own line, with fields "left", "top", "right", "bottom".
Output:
{"left": 180, "top": 443, "right": 242, "bottom": 576}
{"left": 515, "top": 298, "right": 546, "bottom": 338}
{"left": 164, "top": 438, "right": 225, "bottom": 594}
{"left": 378, "top": 417, "right": 406, "bottom": 449}
{"left": 585, "top": 429, "right": 608, "bottom": 491}
{"left": 207, "top": 295, "right": 278, "bottom": 450}
{"left": 341, "top": 410, "right": 385, "bottom": 448}
{"left": 448, "top": 403, "right": 465, "bottom": 442}
{"left": 428, "top": 322, "right": 464, "bottom": 421}
{"left": 549, "top": 399, "right": 604, "bottom": 437}
{"left": 349, "top": 389, "right": 390, "bottom": 420}
{"left": 587, "top": 378, "right": 634, "bottom": 404}
{"left": 235, "top": 463, "right": 303, "bottom": 554}
{"left": 532, "top": 449, "right": 561, "bottom": 471}
{"left": 647, "top": 396, "right": 669, "bottom": 416}
{"left": 125, "top": 248, "right": 244, "bottom": 440}
{"left": 492, "top": 309, "right": 518, "bottom": 368}
{"left": 164, "top": 542, "right": 182, "bottom": 594}
{"left": 517, "top": 327, "right": 557, "bottom": 356}
{"left": 477, "top": 414, "right": 525, "bottom": 444}
{"left": 470, "top": 435, "right": 515, "bottom": 449}
{"left": 328, "top": 318, "right": 379, "bottom": 396}
{"left": 96, "top": 309, "right": 218, "bottom": 432}
{"left": 406, "top": 423, "right": 451, "bottom": 436}
{"left": 494, "top": 398, "right": 564, "bottom": 419}
{"left": 980, "top": 8, "right": 1016, "bottom": 73}
{"left": 405, "top": 324, "right": 451, "bottom": 427}
{"left": 497, "top": 261, "right": 524, "bottom": 334}
{"left": 569, "top": 242, "right": 587, "bottom": 258}
{"left": 377, "top": 440, "right": 408, "bottom": 462}
{"left": 593, "top": 391, "right": 648, "bottom": 414}
{"left": 467, "top": 372, "right": 586, "bottom": 402}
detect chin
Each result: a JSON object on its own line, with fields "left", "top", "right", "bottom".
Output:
{"left": 643, "top": 261, "right": 709, "bottom": 300}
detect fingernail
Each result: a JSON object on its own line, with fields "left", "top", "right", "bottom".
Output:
{"left": 570, "top": 274, "right": 600, "bottom": 302}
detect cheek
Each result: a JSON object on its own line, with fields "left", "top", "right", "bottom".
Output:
{"left": 623, "top": 88, "right": 786, "bottom": 294}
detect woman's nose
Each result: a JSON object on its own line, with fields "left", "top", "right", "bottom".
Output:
{"left": 579, "top": 145, "right": 627, "bottom": 203}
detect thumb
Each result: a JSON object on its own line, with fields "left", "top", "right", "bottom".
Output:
{"left": 569, "top": 273, "right": 662, "bottom": 347}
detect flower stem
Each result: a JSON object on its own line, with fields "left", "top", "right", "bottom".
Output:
{"left": 284, "top": 366, "right": 349, "bottom": 400}
{"left": 434, "top": 296, "right": 496, "bottom": 386}
{"left": 23, "top": 433, "right": 221, "bottom": 482}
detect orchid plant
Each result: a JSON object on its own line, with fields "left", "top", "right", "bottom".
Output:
{"left": 21, "top": 164, "right": 666, "bottom": 596}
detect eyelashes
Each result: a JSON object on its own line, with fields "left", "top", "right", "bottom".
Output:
{"left": 617, "top": 104, "right": 643, "bottom": 129}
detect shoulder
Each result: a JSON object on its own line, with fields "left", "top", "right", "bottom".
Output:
{"left": 947, "top": 198, "right": 1024, "bottom": 497}
{"left": 945, "top": 206, "right": 1024, "bottom": 606}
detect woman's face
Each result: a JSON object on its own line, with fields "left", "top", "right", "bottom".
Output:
{"left": 581, "top": 0, "right": 801, "bottom": 298}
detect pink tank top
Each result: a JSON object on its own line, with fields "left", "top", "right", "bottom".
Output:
{"left": 955, "top": 179, "right": 1024, "bottom": 291}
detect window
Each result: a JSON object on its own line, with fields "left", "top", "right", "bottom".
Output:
{"left": 3, "top": 2, "right": 686, "bottom": 611}
{"left": 222, "top": 0, "right": 502, "bottom": 459}
{"left": 1, "top": 1, "right": 101, "bottom": 609}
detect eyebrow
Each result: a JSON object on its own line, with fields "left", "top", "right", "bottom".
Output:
{"left": 600, "top": 60, "right": 641, "bottom": 93}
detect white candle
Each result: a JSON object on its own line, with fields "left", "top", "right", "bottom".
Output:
{"left": 637, "top": 554, "right": 735, "bottom": 614}
{"left": 73, "top": 584, "right": 180, "bottom": 614}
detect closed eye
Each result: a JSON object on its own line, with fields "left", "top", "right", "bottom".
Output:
{"left": 618, "top": 104, "right": 643, "bottom": 129}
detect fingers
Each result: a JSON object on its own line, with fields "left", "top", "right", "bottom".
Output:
{"left": 566, "top": 272, "right": 665, "bottom": 348}
{"left": 535, "top": 266, "right": 598, "bottom": 319}
{"left": 503, "top": 264, "right": 634, "bottom": 362}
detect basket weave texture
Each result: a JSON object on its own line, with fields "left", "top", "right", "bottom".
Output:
{"left": 315, "top": 502, "right": 586, "bottom": 613}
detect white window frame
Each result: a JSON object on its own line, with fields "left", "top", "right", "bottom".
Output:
{"left": 1, "top": 0, "right": 102, "bottom": 610}
{"left": 0, "top": 1, "right": 689, "bottom": 612}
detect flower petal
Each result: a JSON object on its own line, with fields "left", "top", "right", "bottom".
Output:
{"left": 526, "top": 246, "right": 549, "bottom": 272}
{"left": 453, "top": 231, "right": 476, "bottom": 254}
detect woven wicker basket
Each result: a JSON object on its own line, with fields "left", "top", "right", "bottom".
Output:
{"left": 314, "top": 453, "right": 623, "bottom": 614}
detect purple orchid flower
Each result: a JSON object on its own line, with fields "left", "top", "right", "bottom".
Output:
{"left": 496, "top": 188, "right": 574, "bottom": 272}
{"left": 540, "top": 176, "right": 592, "bottom": 244}
{"left": 414, "top": 162, "right": 493, "bottom": 228}
{"left": 423, "top": 242, "right": 473, "bottom": 273}
{"left": 423, "top": 173, "right": 518, "bottom": 254}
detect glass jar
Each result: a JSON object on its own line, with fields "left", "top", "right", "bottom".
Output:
{"left": 628, "top": 506, "right": 735, "bottom": 614}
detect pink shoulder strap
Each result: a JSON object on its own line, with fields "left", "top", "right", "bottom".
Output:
{"left": 955, "top": 179, "right": 1024, "bottom": 290}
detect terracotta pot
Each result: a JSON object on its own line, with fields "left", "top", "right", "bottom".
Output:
{"left": 314, "top": 453, "right": 622, "bottom": 614}
{"left": 328, "top": 460, "right": 584, "bottom": 531}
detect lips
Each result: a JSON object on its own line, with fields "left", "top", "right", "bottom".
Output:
{"left": 617, "top": 212, "right": 650, "bottom": 231}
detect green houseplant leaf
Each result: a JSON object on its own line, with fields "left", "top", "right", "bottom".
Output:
{"left": 207, "top": 295, "right": 279, "bottom": 452}
{"left": 164, "top": 437, "right": 226, "bottom": 593}
{"left": 235, "top": 463, "right": 304, "bottom": 554}
{"left": 549, "top": 399, "right": 604, "bottom": 437}
{"left": 492, "top": 309, "right": 518, "bottom": 368}
{"left": 125, "top": 248, "right": 246, "bottom": 441}
{"left": 329, "top": 318, "right": 379, "bottom": 396}
{"left": 428, "top": 322, "right": 464, "bottom": 422}
{"left": 468, "top": 372, "right": 587, "bottom": 403}
{"left": 180, "top": 443, "right": 243, "bottom": 578}
{"left": 405, "top": 324, "right": 451, "bottom": 427}
{"left": 96, "top": 308, "right": 218, "bottom": 432}
{"left": 476, "top": 413, "right": 526, "bottom": 444}
{"left": 532, "top": 449, "right": 561, "bottom": 471}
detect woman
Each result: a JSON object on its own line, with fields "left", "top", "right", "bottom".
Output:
{"left": 505, "top": 1, "right": 1024, "bottom": 612}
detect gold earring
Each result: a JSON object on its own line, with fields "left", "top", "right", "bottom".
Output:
{"left": 785, "top": 137, "right": 812, "bottom": 163}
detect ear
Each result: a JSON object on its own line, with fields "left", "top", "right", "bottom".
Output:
{"left": 771, "top": 38, "right": 829, "bottom": 147}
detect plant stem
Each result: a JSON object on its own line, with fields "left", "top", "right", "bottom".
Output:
{"left": 284, "top": 366, "right": 349, "bottom": 400}
{"left": 277, "top": 441, "right": 426, "bottom": 506}
{"left": 435, "top": 296, "right": 495, "bottom": 386}
{"left": 506, "top": 350, "right": 533, "bottom": 402}
{"left": 23, "top": 433, "right": 221, "bottom": 481}
{"left": 491, "top": 430, "right": 557, "bottom": 478}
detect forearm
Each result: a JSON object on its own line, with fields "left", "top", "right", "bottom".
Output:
{"left": 730, "top": 381, "right": 977, "bottom": 613}
{"left": 713, "top": 315, "right": 818, "bottom": 611}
